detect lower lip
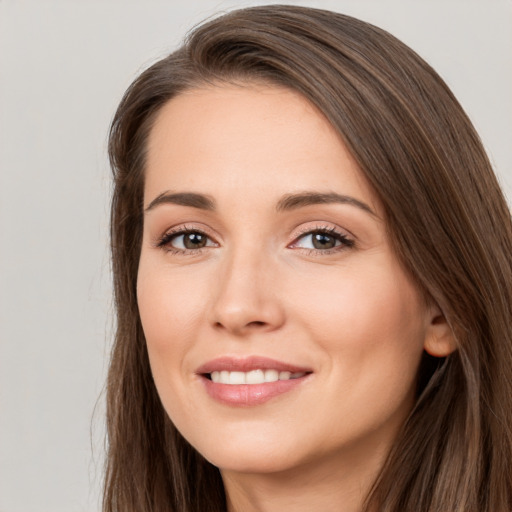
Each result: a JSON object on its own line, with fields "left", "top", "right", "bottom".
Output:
{"left": 201, "top": 375, "right": 309, "bottom": 406}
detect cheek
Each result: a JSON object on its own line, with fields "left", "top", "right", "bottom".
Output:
{"left": 300, "top": 261, "right": 422, "bottom": 328}
{"left": 136, "top": 261, "right": 210, "bottom": 409}
{"left": 137, "top": 263, "right": 206, "bottom": 348}
{"left": 293, "top": 261, "right": 427, "bottom": 383}
{"left": 291, "top": 264, "right": 427, "bottom": 442}
{"left": 136, "top": 261, "right": 212, "bottom": 429}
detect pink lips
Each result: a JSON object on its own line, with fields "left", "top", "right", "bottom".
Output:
{"left": 196, "top": 356, "right": 312, "bottom": 406}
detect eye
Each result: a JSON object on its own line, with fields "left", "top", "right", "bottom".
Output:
{"left": 157, "top": 229, "right": 217, "bottom": 252}
{"left": 291, "top": 228, "right": 354, "bottom": 252}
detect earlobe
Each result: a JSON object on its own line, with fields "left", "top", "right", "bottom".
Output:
{"left": 423, "top": 309, "right": 457, "bottom": 358}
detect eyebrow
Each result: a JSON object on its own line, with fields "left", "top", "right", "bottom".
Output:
{"left": 145, "top": 191, "right": 216, "bottom": 212}
{"left": 144, "top": 190, "right": 376, "bottom": 217}
{"left": 276, "top": 191, "right": 377, "bottom": 217}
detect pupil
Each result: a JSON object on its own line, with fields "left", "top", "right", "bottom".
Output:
{"left": 313, "top": 233, "right": 335, "bottom": 249}
{"left": 184, "top": 232, "right": 206, "bottom": 249}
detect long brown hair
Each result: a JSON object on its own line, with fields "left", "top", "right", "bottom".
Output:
{"left": 104, "top": 5, "right": 512, "bottom": 511}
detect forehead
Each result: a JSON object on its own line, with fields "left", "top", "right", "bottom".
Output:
{"left": 144, "top": 83, "right": 379, "bottom": 214}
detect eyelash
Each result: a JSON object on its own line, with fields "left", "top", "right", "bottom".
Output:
{"left": 291, "top": 225, "right": 355, "bottom": 255}
{"left": 155, "top": 224, "right": 355, "bottom": 256}
{"left": 155, "top": 224, "right": 214, "bottom": 255}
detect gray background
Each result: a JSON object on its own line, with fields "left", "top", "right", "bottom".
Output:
{"left": 1, "top": 1, "right": 510, "bottom": 511}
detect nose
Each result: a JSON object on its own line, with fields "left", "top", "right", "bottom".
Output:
{"left": 208, "top": 249, "right": 285, "bottom": 336}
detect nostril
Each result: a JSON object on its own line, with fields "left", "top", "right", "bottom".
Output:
{"left": 213, "top": 320, "right": 267, "bottom": 331}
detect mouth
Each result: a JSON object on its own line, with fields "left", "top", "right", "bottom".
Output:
{"left": 206, "top": 369, "right": 308, "bottom": 384}
{"left": 196, "top": 356, "right": 313, "bottom": 406}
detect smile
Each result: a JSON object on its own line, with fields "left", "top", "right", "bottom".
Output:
{"left": 197, "top": 356, "right": 313, "bottom": 406}
{"left": 210, "top": 369, "right": 307, "bottom": 384}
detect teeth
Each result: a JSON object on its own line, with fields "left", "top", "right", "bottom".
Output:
{"left": 209, "top": 370, "right": 306, "bottom": 385}
{"left": 229, "top": 371, "right": 245, "bottom": 385}
{"left": 246, "top": 370, "right": 264, "bottom": 384}
{"left": 265, "top": 369, "right": 279, "bottom": 382}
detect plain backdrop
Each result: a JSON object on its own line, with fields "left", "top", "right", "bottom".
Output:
{"left": 0, "top": 1, "right": 510, "bottom": 511}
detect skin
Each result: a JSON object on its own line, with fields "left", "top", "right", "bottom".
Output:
{"left": 137, "top": 83, "right": 454, "bottom": 512}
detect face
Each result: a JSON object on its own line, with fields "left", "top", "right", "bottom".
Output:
{"left": 137, "top": 84, "right": 439, "bottom": 478}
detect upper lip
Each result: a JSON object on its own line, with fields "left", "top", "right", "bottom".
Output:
{"left": 196, "top": 356, "right": 312, "bottom": 375}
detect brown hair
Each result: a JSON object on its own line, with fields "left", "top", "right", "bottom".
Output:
{"left": 104, "top": 5, "right": 512, "bottom": 511}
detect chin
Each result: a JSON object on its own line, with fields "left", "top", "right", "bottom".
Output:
{"left": 186, "top": 425, "right": 305, "bottom": 475}
{"left": 208, "top": 448, "right": 300, "bottom": 475}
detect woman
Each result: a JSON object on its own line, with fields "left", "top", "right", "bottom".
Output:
{"left": 104, "top": 5, "right": 512, "bottom": 512}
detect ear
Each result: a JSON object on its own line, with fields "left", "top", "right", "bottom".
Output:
{"left": 423, "top": 304, "right": 457, "bottom": 358}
